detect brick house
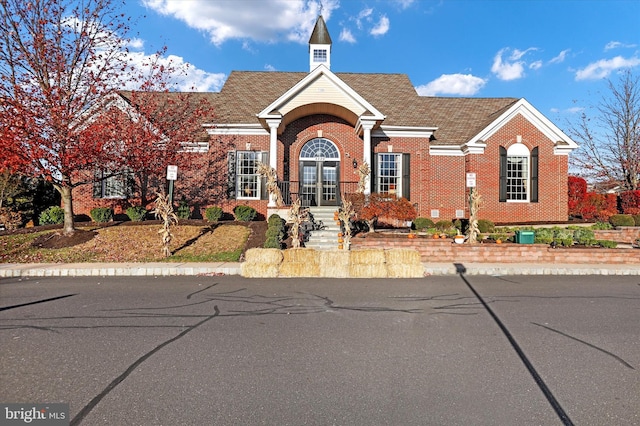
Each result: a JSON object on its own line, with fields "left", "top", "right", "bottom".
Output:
{"left": 75, "top": 16, "right": 577, "bottom": 224}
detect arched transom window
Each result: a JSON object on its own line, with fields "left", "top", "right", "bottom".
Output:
{"left": 300, "top": 138, "right": 340, "bottom": 161}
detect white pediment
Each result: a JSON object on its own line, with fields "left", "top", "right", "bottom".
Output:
{"left": 257, "top": 65, "right": 385, "bottom": 122}
{"left": 465, "top": 98, "right": 578, "bottom": 155}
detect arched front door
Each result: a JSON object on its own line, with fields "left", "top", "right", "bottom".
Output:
{"left": 299, "top": 138, "right": 340, "bottom": 206}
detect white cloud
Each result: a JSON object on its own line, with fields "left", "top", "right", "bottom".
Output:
{"left": 370, "top": 15, "right": 390, "bottom": 36}
{"left": 340, "top": 28, "right": 356, "bottom": 43}
{"left": 605, "top": 41, "right": 637, "bottom": 51}
{"left": 575, "top": 56, "right": 640, "bottom": 80}
{"left": 118, "top": 51, "right": 226, "bottom": 92}
{"left": 415, "top": 74, "right": 487, "bottom": 96}
{"left": 393, "top": 0, "right": 415, "bottom": 9}
{"left": 142, "top": 0, "right": 339, "bottom": 46}
{"left": 264, "top": 64, "right": 277, "bottom": 71}
{"left": 549, "top": 49, "right": 570, "bottom": 64}
{"left": 491, "top": 48, "right": 526, "bottom": 81}
{"left": 530, "top": 60, "right": 543, "bottom": 70}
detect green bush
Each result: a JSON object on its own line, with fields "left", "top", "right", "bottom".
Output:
{"left": 412, "top": 217, "right": 434, "bottom": 231}
{"left": 534, "top": 228, "right": 555, "bottom": 244}
{"left": 609, "top": 214, "right": 635, "bottom": 227}
{"left": 234, "top": 205, "right": 257, "bottom": 221}
{"left": 434, "top": 220, "right": 454, "bottom": 231}
{"left": 554, "top": 228, "right": 574, "bottom": 246}
{"left": 477, "top": 219, "right": 495, "bottom": 234}
{"left": 598, "top": 240, "right": 618, "bottom": 248}
{"left": 90, "top": 207, "right": 113, "bottom": 223}
{"left": 264, "top": 214, "right": 285, "bottom": 248}
{"left": 38, "top": 206, "right": 64, "bottom": 225}
{"left": 205, "top": 206, "right": 224, "bottom": 222}
{"left": 591, "top": 221, "right": 613, "bottom": 230}
{"left": 126, "top": 206, "right": 147, "bottom": 222}
{"left": 573, "top": 228, "right": 596, "bottom": 245}
{"left": 633, "top": 215, "right": 640, "bottom": 226}
{"left": 176, "top": 199, "right": 191, "bottom": 219}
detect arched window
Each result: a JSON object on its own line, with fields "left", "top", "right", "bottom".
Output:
{"left": 300, "top": 138, "right": 340, "bottom": 161}
{"left": 499, "top": 144, "right": 538, "bottom": 202}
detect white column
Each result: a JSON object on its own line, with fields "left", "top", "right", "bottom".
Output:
{"left": 360, "top": 120, "right": 375, "bottom": 195}
{"left": 266, "top": 119, "right": 281, "bottom": 207}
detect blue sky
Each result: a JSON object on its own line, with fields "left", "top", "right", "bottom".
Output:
{"left": 121, "top": 0, "right": 640, "bottom": 126}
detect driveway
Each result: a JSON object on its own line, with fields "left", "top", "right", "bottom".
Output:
{"left": 1, "top": 275, "right": 638, "bottom": 425}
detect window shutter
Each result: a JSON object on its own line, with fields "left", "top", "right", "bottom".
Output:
{"left": 227, "top": 151, "right": 236, "bottom": 199}
{"left": 371, "top": 154, "right": 378, "bottom": 193}
{"left": 260, "top": 152, "right": 268, "bottom": 200}
{"left": 402, "top": 153, "right": 410, "bottom": 200}
{"left": 93, "top": 170, "right": 102, "bottom": 199}
{"left": 531, "top": 147, "right": 539, "bottom": 203}
{"left": 125, "top": 172, "right": 135, "bottom": 198}
{"left": 499, "top": 146, "right": 507, "bottom": 202}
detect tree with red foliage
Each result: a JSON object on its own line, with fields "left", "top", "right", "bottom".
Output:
{"left": 0, "top": 0, "right": 133, "bottom": 234}
{"left": 619, "top": 190, "right": 640, "bottom": 215}
{"left": 568, "top": 176, "right": 587, "bottom": 217}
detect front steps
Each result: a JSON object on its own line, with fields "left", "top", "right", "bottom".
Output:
{"left": 304, "top": 206, "right": 342, "bottom": 250}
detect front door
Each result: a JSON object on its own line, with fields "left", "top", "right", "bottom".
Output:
{"left": 300, "top": 160, "right": 339, "bottom": 206}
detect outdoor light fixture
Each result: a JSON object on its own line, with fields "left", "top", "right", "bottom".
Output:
{"left": 353, "top": 159, "right": 358, "bottom": 168}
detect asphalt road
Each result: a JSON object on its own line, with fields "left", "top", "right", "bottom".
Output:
{"left": 1, "top": 274, "right": 638, "bottom": 425}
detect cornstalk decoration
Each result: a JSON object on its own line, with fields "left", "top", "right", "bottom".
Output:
{"left": 338, "top": 198, "right": 355, "bottom": 249}
{"left": 467, "top": 188, "right": 482, "bottom": 244}
{"left": 152, "top": 192, "right": 178, "bottom": 257}
{"left": 356, "top": 161, "right": 370, "bottom": 194}
{"left": 257, "top": 162, "right": 284, "bottom": 207}
{"left": 288, "top": 198, "right": 308, "bottom": 248}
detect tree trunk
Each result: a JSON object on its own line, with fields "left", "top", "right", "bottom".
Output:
{"left": 58, "top": 185, "right": 76, "bottom": 235}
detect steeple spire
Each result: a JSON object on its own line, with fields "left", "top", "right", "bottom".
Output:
{"left": 309, "top": 15, "right": 332, "bottom": 71}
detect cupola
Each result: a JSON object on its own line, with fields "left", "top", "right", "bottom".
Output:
{"left": 309, "top": 15, "right": 332, "bottom": 71}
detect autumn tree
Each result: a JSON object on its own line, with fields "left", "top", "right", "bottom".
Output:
{"left": 569, "top": 70, "right": 640, "bottom": 191}
{"left": 0, "top": 0, "right": 133, "bottom": 234}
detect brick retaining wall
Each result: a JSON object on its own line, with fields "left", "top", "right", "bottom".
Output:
{"left": 351, "top": 237, "right": 640, "bottom": 265}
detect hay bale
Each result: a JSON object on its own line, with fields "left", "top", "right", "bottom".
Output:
{"left": 241, "top": 263, "right": 279, "bottom": 278}
{"left": 387, "top": 263, "right": 425, "bottom": 278}
{"left": 349, "top": 263, "right": 388, "bottom": 278}
{"left": 282, "top": 248, "right": 318, "bottom": 264}
{"left": 319, "top": 250, "right": 350, "bottom": 278}
{"left": 385, "top": 248, "right": 421, "bottom": 265}
{"left": 279, "top": 261, "right": 321, "bottom": 277}
{"left": 244, "top": 248, "right": 283, "bottom": 265}
{"left": 350, "top": 249, "right": 386, "bottom": 265}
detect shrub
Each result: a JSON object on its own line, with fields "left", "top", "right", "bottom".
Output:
{"left": 568, "top": 176, "right": 587, "bottom": 217}
{"left": 413, "top": 217, "right": 434, "bottom": 231}
{"left": 234, "top": 205, "right": 257, "bottom": 221}
{"left": 38, "top": 206, "right": 64, "bottom": 225}
{"left": 598, "top": 240, "right": 618, "bottom": 249}
{"left": 534, "top": 228, "right": 555, "bottom": 244}
{"left": 554, "top": 228, "right": 574, "bottom": 246}
{"left": 264, "top": 214, "right": 285, "bottom": 248}
{"left": 434, "top": 220, "right": 453, "bottom": 231}
{"left": 477, "top": 219, "right": 495, "bottom": 234}
{"left": 609, "top": 214, "right": 635, "bottom": 227}
{"left": 0, "top": 207, "right": 23, "bottom": 230}
{"left": 619, "top": 190, "right": 640, "bottom": 214}
{"left": 390, "top": 197, "right": 417, "bottom": 222}
{"left": 90, "top": 207, "right": 113, "bottom": 223}
{"left": 126, "top": 206, "right": 147, "bottom": 222}
{"left": 205, "top": 206, "right": 224, "bottom": 223}
{"left": 573, "top": 228, "right": 596, "bottom": 245}
{"left": 176, "top": 198, "right": 191, "bottom": 219}
{"left": 591, "top": 221, "right": 613, "bottom": 230}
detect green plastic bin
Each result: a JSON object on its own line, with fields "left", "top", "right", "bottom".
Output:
{"left": 515, "top": 230, "right": 535, "bottom": 244}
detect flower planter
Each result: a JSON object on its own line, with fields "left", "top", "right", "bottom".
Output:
{"left": 454, "top": 235, "right": 465, "bottom": 244}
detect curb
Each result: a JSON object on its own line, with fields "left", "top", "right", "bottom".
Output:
{"left": 2, "top": 263, "right": 640, "bottom": 277}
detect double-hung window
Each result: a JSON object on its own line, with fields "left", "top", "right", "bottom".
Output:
{"left": 375, "top": 153, "right": 410, "bottom": 199}
{"left": 499, "top": 145, "right": 538, "bottom": 202}
{"left": 227, "top": 151, "right": 268, "bottom": 200}
{"left": 93, "top": 170, "right": 132, "bottom": 199}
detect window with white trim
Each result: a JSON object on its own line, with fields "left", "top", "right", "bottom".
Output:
{"left": 313, "top": 49, "right": 327, "bottom": 63}
{"left": 236, "top": 151, "right": 261, "bottom": 199}
{"left": 93, "top": 170, "right": 132, "bottom": 199}
{"left": 377, "top": 153, "right": 402, "bottom": 196}
{"left": 506, "top": 144, "right": 529, "bottom": 201}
